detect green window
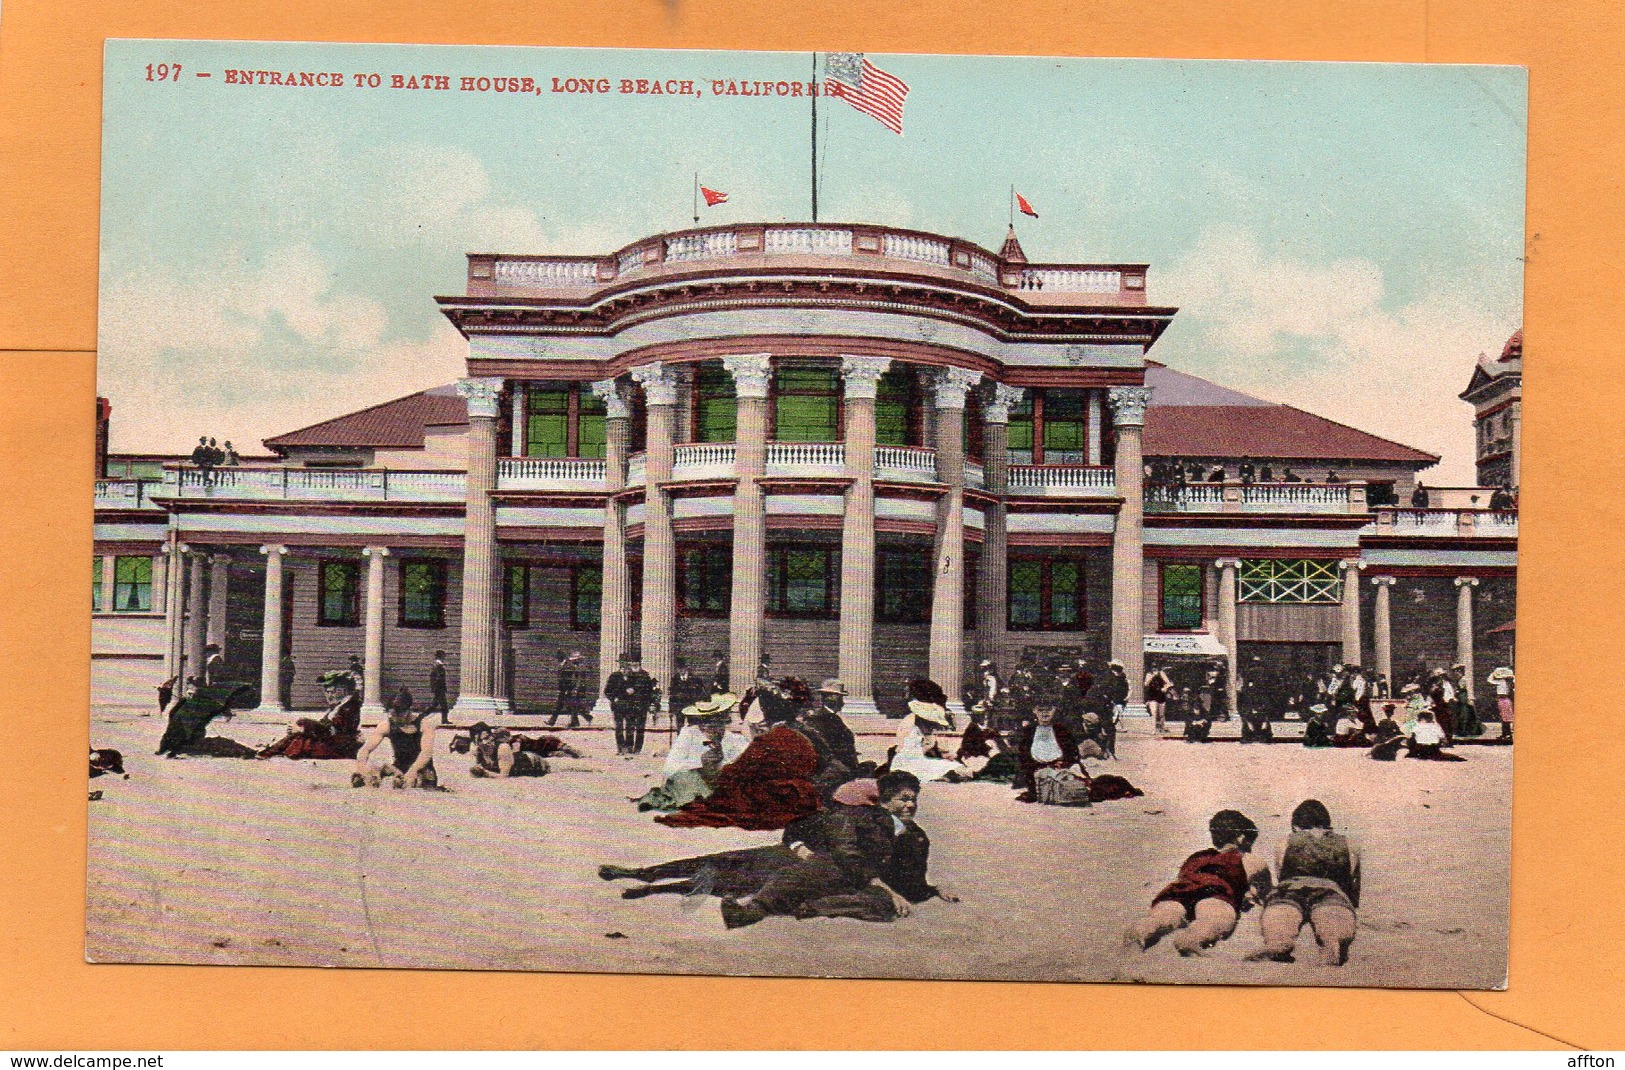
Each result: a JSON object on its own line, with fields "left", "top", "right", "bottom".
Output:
{"left": 773, "top": 367, "right": 840, "bottom": 442}
{"left": 504, "top": 564, "right": 530, "bottom": 627}
{"left": 876, "top": 548, "right": 930, "bottom": 623}
{"left": 572, "top": 564, "right": 602, "bottom": 629}
{"left": 1042, "top": 391, "right": 1087, "bottom": 460}
{"left": 1007, "top": 394, "right": 1036, "bottom": 463}
{"left": 399, "top": 559, "right": 447, "bottom": 628}
{"left": 1160, "top": 563, "right": 1204, "bottom": 629}
{"left": 114, "top": 556, "right": 152, "bottom": 612}
{"left": 577, "top": 389, "right": 607, "bottom": 459}
{"left": 319, "top": 562, "right": 360, "bottom": 626}
{"left": 93, "top": 557, "right": 103, "bottom": 609}
{"left": 694, "top": 364, "right": 737, "bottom": 443}
{"left": 1238, "top": 559, "right": 1342, "bottom": 604}
{"left": 767, "top": 546, "right": 835, "bottom": 616}
{"left": 875, "top": 370, "right": 916, "bottom": 446}
{"left": 680, "top": 544, "right": 732, "bottom": 615}
{"left": 1008, "top": 557, "right": 1086, "bottom": 630}
{"left": 526, "top": 388, "right": 571, "bottom": 458}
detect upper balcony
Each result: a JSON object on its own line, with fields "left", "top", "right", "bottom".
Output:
{"left": 465, "top": 223, "right": 1149, "bottom": 307}
{"left": 1371, "top": 507, "right": 1519, "bottom": 538}
{"left": 1146, "top": 481, "right": 1369, "bottom": 515}
{"left": 155, "top": 465, "right": 466, "bottom": 503}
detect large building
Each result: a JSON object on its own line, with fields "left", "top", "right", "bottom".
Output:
{"left": 92, "top": 222, "right": 1518, "bottom": 725}
{"left": 1461, "top": 328, "right": 1523, "bottom": 490}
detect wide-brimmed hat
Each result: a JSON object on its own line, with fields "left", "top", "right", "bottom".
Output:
{"left": 1488, "top": 667, "right": 1515, "bottom": 681}
{"left": 1308, "top": 703, "right": 1330, "bottom": 714}
{"left": 689, "top": 692, "right": 740, "bottom": 716}
{"left": 1401, "top": 683, "right": 1422, "bottom": 694}
{"left": 907, "top": 700, "right": 951, "bottom": 726}
{"left": 817, "top": 678, "right": 848, "bottom": 696}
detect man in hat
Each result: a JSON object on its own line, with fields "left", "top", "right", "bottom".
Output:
{"left": 549, "top": 650, "right": 589, "bottom": 728}
{"left": 427, "top": 650, "right": 451, "bottom": 725}
{"left": 605, "top": 652, "right": 660, "bottom": 756}
{"left": 669, "top": 658, "right": 710, "bottom": 729}
{"left": 806, "top": 679, "right": 861, "bottom": 773}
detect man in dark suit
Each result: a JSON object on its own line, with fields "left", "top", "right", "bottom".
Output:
{"left": 806, "top": 679, "right": 861, "bottom": 772}
{"left": 604, "top": 652, "right": 659, "bottom": 756}
{"left": 1012, "top": 705, "right": 1082, "bottom": 803}
{"left": 427, "top": 650, "right": 451, "bottom": 725}
{"left": 549, "top": 650, "right": 588, "bottom": 728}
{"left": 669, "top": 658, "right": 710, "bottom": 724}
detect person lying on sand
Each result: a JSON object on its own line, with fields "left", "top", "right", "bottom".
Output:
{"left": 1128, "top": 809, "right": 1272, "bottom": 956}
{"left": 1246, "top": 799, "right": 1361, "bottom": 966}
{"left": 456, "top": 722, "right": 581, "bottom": 778}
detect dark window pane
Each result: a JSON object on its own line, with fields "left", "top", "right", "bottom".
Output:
{"left": 774, "top": 367, "right": 839, "bottom": 442}
{"left": 505, "top": 564, "right": 529, "bottom": 626}
{"left": 681, "top": 545, "right": 731, "bottom": 614}
{"left": 1051, "top": 560, "right": 1081, "bottom": 626}
{"left": 1009, "top": 561, "right": 1042, "bottom": 628}
{"left": 114, "top": 555, "right": 152, "bottom": 612}
{"left": 527, "top": 388, "right": 570, "bottom": 458}
{"left": 1162, "top": 563, "right": 1204, "bottom": 628}
{"left": 573, "top": 565, "right": 602, "bottom": 628}
{"left": 877, "top": 548, "right": 930, "bottom": 622}
{"left": 875, "top": 370, "right": 913, "bottom": 446}
{"left": 695, "top": 364, "right": 737, "bottom": 443}
{"left": 320, "top": 562, "right": 358, "bottom": 626}
{"left": 401, "top": 560, "right": 445, "bottom": 627}
{"left": 578, "top": 388, "right": 607, "bottom": 458}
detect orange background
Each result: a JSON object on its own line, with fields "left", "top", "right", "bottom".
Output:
{"left": 1, "top": 0, "right": 1620, "bottom": 1051}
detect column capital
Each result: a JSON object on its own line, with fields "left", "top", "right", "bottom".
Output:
{"left": 457, "top": 377, "right": 506, "bottom": 419}
{"left": 1454, "top": 575, "right": 1480, "bottom": 588}
{"left": 362, "top": 545, "right": 392, "bottom": 558}
{"left": 258, "top": 544, "right": 288, "bottom": 556}
{"left": 721, "top": 354, "right": 773, "bottom": 399}
{"left": 932, "top": 366, "right": 982, "bottom": 410}
{"left": 630, "top": 362, "right": 679, "bottom": 406}
{"left": 1214, "top": 557, "right": 1242, "bottom": 570}
{"left": 178, "top": 543, "right": 193, "bottom": 555}
{"left": 1371, "top": 574, "right": 1398, "bottom": 587}
{"left": 839, "top": 355, "right": 892, "bottom": 399}
{"left": 983, "top": 382, "right": 1025, "bottom": 424}
{"left": 590, "top": 378, "right": 631, "bottom": 419}
{"left": 1107, "top": 385, "right": 1154, "bottom": 427}
{"left": 1338, "top": 559, "right": 1367, "bottom": 573}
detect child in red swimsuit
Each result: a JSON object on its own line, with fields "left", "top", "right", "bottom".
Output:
{"left": 1127, "top": 810, "right": 1273, "bottom": 956}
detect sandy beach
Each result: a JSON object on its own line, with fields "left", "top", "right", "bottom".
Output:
{"left": 85, "top": 710, "right": 1510, "bottom": 989}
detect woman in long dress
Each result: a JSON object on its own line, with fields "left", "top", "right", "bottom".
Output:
{"left": 633, "top": 693, "right": 747, "bottom": 811}
{"left": 887, "top": 683, "right": 968, "bottom": 783}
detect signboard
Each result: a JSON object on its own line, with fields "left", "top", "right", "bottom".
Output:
{"left": 1144, "top": 633, "right": 1228, "bottom": 657}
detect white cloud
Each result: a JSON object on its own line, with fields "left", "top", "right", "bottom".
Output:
{"left": 1154, "top": 226, "right": 1520, "bottom": 486}
{"left": 98, "top": 244, "right": 464, "bottom": 454}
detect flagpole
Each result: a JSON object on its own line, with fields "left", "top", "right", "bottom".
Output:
{"left": 1009, "top": 185, "right": 1015, "bottom": 229}
{"left": 811, "top": 53, "right": 819, "bottom": 223}
{"left": 693, "top": 172, "right": 699, "bottom": 226}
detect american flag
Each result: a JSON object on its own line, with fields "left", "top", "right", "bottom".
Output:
{"left": 824, "top": 53, "right": 909, "bottom": 135}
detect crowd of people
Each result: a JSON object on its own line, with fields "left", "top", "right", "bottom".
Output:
{"left": 187, "top": 435, "right": 241, "bottom": 484}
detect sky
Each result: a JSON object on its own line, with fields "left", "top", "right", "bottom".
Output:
{"left": 99, "top": 42, "right": 1527, "bottom": 483}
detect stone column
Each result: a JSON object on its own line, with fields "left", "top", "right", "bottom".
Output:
{"left": 360, "top": 546, "right": 390, "bottom": 717}
{"left": 250, "top": 545, "right": 288, "bottom": 715}
{"left": 1455, "top": 577, "right": 1479, "bottom": 700}
{"left": 977, "top": 383, "right": 1023, "bottom": 666}
{"left": 1215, "top": 558, "right": 1240, "bottom": 719}
{"left": 165, "top": 541, "right": 188, "bottom": 678}
{"left": 632, "top": 363, "right": 679, "bottom": 698}
{"left": 183, "top": 548, "right": 207, "bottom": 682}
{"left": 1339, "top": 560, "right": 1365, "bottom": 667}
{"left": 1087, "top": 390, "right": 1104, "bottom": 466}
{"left": 1371, "top": 576, "right": 1396, "bottom": 686}
{"left": 592, "top": 379, "right": 631, "bottom": 715}
{"left": 453, "top": 376, "right": 508, "bottom": 715}
{"left": 1108, "top": 386, "right": 1153, "bottom": 717}
{"left": 721, "top": 354, "right": 773, "bottom": 694}
{"left": 151, "top": 549, "right": 169, "bottom": 615}
{"left": 927, "top": 367, "right": 981, "bottom": 712}
{"left": 206, "top": 553, "right": 232, "bottom": 652}
{"left": 510, "top": 382, "right": 528, "bottom": 457}
{"left": 837, "top": 356, "right": 891, "bottom": 714}
{"left": 98, "top": 553, "right": 116, "bottom": 613}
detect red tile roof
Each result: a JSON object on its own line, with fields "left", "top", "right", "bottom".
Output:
{"left": 1143, "top": 404, "right": 1438, "bottom": 464}
{"left": 263, "top": 385, "right": 467, "bottom": 452}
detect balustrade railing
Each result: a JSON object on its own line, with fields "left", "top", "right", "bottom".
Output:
{"left": 875, "top": 446, "right": 939, "bottom": 481}
{"left": 764, "top": 226, "right": 853, "bottom": 255}
{"left": 1018, "top": 268, "right": 1124, "bottom": 293}
{"left": 882, "top": 232, "right": 950, "bottom": 265}
{"left": 766, "top": 442, "right": 846, "bottom": 471}
{"left": 94, "top": 479, "right": 160, "bottom": 510}
{"left": 672, "top": 443, "right": 738, "bottom": 471}
{"left": 1241, "top": 483, "right": 1352, "bottom": 508}
{"left": 498, "top": 457, "right": 607, "bottom": 488}
{"left": 666, "top": 230, "right": 739, "bottom": 262}
{"left": 626, "top": 452, "right": 648, "bottom": 486}
{"left": 1375, "top": 507, "right": 1518, "bottom": 537}
{"left": 162, "top": 465, "right": 464, "bottom": 502}
{"left": 963, "top": 460, "right": 986, "bottom": 490}
{"left": 493, "top": 258, "right": 598, "bottom": 286}
{"left": 1008, "top": 464, "right": 1117, "bottom": 493}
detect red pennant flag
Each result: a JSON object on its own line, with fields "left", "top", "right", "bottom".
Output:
{"left": 699, "top": 185, "right": 728, "bottom": 207}
{"left": 1016, "top": 192, "right": 1039, "bottom": 218}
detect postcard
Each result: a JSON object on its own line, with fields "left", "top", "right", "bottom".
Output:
{"left": 89, "top": 40, "right": 1524, "bottom": 988}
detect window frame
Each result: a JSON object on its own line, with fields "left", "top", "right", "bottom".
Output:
{"left": 317, "top": 560, "right": 361, "bottom": 627}
{"left": 766, "top": 544, "right": 838, "bottom": 619}
{"left": 1158, "top": 561, "right": 1206, "bottom": 631}
{"left": 874, "top": 368, "right": 923, "bottom": 447}
{"left": 397, "top": 557, "right": 448, "bottom": 630}
{"left": 678, "top": 543, "right": 732, "bottom": 617}
{"left": 1237, "top": 558, "right": 1343, "bottom": 605}
{"left": 504, "top": 562, "right": 530, "bottom": 629}
{"left": 113, "top": 555, "right": 153, "bottom": 612}
{"left": 770, "top": 364, "right": 844, "bottom": 443}
{"left": 1006, "top": 554, "right": 1088, "bottom": 631}
{"left": 525, "top": 383, "right": 608, "bottom": 459}
{"left": 875, "top": 546, "right": 931, "bottom": 623}
{"left": 690, "top": 362, "right": 738, "bottom": 444}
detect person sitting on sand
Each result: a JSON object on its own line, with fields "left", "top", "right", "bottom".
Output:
{"left": 886, "top": 681, "right": 970, "bottom": 784}
{"left": 1301, "top": 704, "right": 1335, "bottom": 748}
{"left": 1402, "top": 708, "right": 1467, "bottom": 761}
{"left": 352, "top": 687, "right": 441, "bottom": 789}
{"left": 632, "top": 693, "right": 746, "bottom": 811}
{"left": 1331, "top": 706, "right": 1369, "bottom": 748}
{"left": 604, "top": 771, "right": 952, "bottom": 926}
{"left": 1247, "top": 799, "right": 1361, "bottom": 966}
{"left": 156, "top": 678, "right": 258, "bottom": 759}
{"left": 459, "top": 722, "right": 580, "bottom": 778}
{"left": 654, "top": 701, "right": 822, "bottom": 831}
{"left": 1129, "top": 810, "right": 1272, "bottom": 956}
{"left": 956, "top": 703, "right": 1016, "bottom": 780}
{"left": 1012, "top": 705, "right": 1082, "bottom": 802}
{"left": 1183, "top": 688, "right": 1213, "bottom": 743}
{"left": 258, "top": 670, "right": 363, "bottom": 760}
